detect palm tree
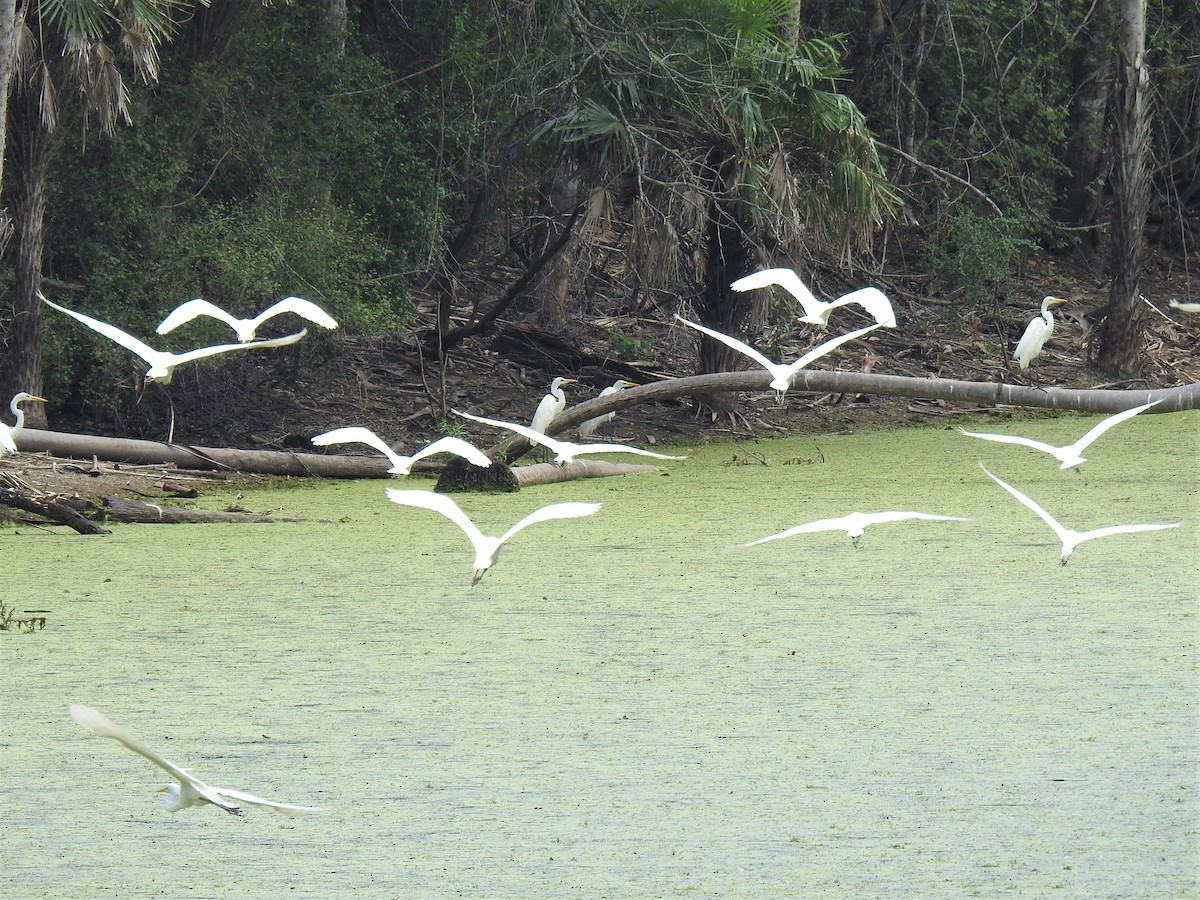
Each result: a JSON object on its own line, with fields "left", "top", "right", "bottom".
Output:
{"left": 2, "top": 0, "right": 195, "bottom": 427}
{"left": 538, "top": 0, "right": 895, "bottom": 401}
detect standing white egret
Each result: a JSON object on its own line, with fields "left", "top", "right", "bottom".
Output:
{"left": 156, "top": 296, "right": 338, "bottom": 342}
{"left": 69, "top": 704, "right": 320, "bottom": 816}
{"left": 979, "top": 464, "right": 1179, "bottom": 565}
{"left": 454, "top": 409, "right": 686, "bottom": 464}
{"left": 1013, "top": 296, "right": 1068, "bottom": 371}
{"left": 386, "top": 489, "right": 601, "bottom": 585}
{"left": 41, "top": 294, "right": 307, "bottom": 384}
{"left": 958, "top": 400, "right": 1161, "bottom": 471}
{"left": 311, "top": 427, "right": 491, "bottom": 475}
{"left": 578, "top": 380, "right": 637, "bottom": 438}
{"left": 731, "top": 268, "right": 897, "bottom": 328}
{"left": 743, "top": 511, "right": 972, "bottom": 549}
{"left": 528, "top": 376, "right": 577, "bottom": 445}
{"left": 1168, "top": 300, "right": 1200, "bottom": 314}
{"left": 0, "top": 392, "right": 46, "bottom": 455}
{"left": 674, "top": 315, "right": 880, "bottom": 394}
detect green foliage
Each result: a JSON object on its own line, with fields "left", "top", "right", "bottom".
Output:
{"left": 926, "top": 211, "right": 1039, "bottom": 306}
{"left": 607, "top": 328, "right": 656, "bottom": 362}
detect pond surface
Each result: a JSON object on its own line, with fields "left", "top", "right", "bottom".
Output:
{"left": 3, "top": 411, "right": 1197, "bottom": 897}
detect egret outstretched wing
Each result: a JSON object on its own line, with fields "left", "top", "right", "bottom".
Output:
{"left": 454, "top": 409, "right": 685, "bottom": 463}
{"left": 158, "top": 296, "right": 337, "bottom": 342}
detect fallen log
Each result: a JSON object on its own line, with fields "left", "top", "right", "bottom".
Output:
{"left": 0, "top": 487, "right": 111, "bottom": 534}
{"left": 101, "top": 496, "right": 303, "bottom": 524}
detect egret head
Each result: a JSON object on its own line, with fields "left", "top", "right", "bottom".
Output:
{"left": 156, "top": 783, "right": 183, "bottom": 811}
{"left": 1042, "top": 296, "right": 1068, "bottom": 311}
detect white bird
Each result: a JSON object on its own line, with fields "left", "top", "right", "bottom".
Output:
{"left": 674, "top": 315, "right": 880, "bottom": 394}
{"left": 731, "top": 268, "right": 897, "bottom": 328}
{"left": 41, "top": 294, "right": 307, "bottom": 384}
{"left": 156, "top": 296, "right": 338, "bottom": 342}
{"left": 743, "top": 511, "right": 973, "bottom": 549}
{"left": 959, "top": 400, "right": 1162, "bottom": 471}
{"left": 528, "top": 376, "right": 577, "bottom": 446}
{"left": 386, "top": 489, "right": 601, "bottom": 585}
{"left": 0, "top": 391, "right": 46, "bottom": 454}
{"left": 1013, "top": 295, "right": 1068, "bottom": 371}
{"left": 311, "top": 427, "right": 491, "bottom": 476}
{"left": 69, "top": 704, "right": 319, "bottom": 816}
{"left": 979, "top": 464, "right": 1179, "bottom": 565}
{"left": 454, "top": 409, "right": 687, "bottom": 464}
{"left": 578, "top": 379, "right": 637, "bottom": 438}
{"left": 1168, "top": 300, "right": 1200, "bottom": 314}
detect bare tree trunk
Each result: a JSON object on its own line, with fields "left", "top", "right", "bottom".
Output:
{"left": 4, "top": 91, "right": 50, "bottom": 428}
{"left": 0, "top": 0, "right": 18, "bottom": 252}
{"left": 1096, "top": 0, "right": 1151, "bottom": 376}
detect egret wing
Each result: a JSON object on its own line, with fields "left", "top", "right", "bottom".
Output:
{"left": 386, "top": 489, "right": 486, "bottom": 549}
{"left": 1077, "top": 523, "right": 1180, "bottom": 542}
{"left": 674, "top": 315, "right": 778, "bottom": 372}
{"left": 454, "top": 409, "right": 556, "bottom": 446}
{"left": 410, "top": 436, "right": 492, "bottom": 468}
{"left": 1068, "top": 401, "right": 1160, "bottom": 453}
{"left": 834, "top": 287, "right": 896, "bottom": 328}
{"left": 312, "top": 426, "right": 404, "bottom": 468}
{"left": 253, "top": 297, "right": 338, "bottom": 331}
{"left": 69, "top": 704, "right": 199, "bottom": 788}
{"left": 980, "top": 465, "right": 1068, "bottom": 542}
{"left": 170, "top": 329, "right": 308, "bottom": 365}
{"left": 566, "top": 442, "right": 686, "bottom": 460}
{"left": 731, "top": 268, "right": 821, "bottom": 313}
{"left": 742, "top": 517, "right": 851, "bottom": 546}
{"left": 155, "top": 299, "right": 241, "bottom": 335}
{"left": 785, "top": 323, "right": 881, "bottom": 373}
{"left": 41, "top": 295, "right": 160, "bottom": 363}
{"left": 862, "top": 511, "right": 972, "bottom": 525}
{"left": 209, "top": 785, "right": 320, "bottom": 816}
{"left": 0, "top": 427, "right": 16, "bottom": 453}
{"left": 958, "top": 427, "right": 1056, "bottom": 455}
{"left": 500, "top": 502, "right": 602, "bottom": 543}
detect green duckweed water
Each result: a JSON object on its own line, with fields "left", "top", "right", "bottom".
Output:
{"left": 3, "top": 411, "right": 1197, "bottom": 897}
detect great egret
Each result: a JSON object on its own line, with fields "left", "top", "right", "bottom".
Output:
{"left": 69, "top": 704, "right": 320, "bottom": 816}
{"left": 1168, "top": 300, "right": 1200, "bottom": 314}
{"left": 41, "top": 294, "right": 306, "bottom": 384}
{"left": 979, "top": 464, "right": 1179, "bottom": 565}
{"left": 673, "top": 315, "right": 880, "bottom": 394}
{"left": 1013, "top": 296, "right": 1068, "bottom": 371}
{"left": 156, "top": 296, "right": 338, "bottom": 342}
{"left": 454, "top": 409, "right": 687, "bottom": 464}
{"left": 529, "top": 376, "right": 577, "bottom": 446}
{"left": 311, "top": 427, "right": 491, "bottom": 475}
{"left": 731, "top": 268, "right": 897, "bottom": 328}
{"left": 386, "top": 489, "right": 601, "bottom": 585}
{"left": 743, "top": 511, "right": 972, "bottom": 549}
{"left": 0, "top": 391, "right": 46, "bottom": 454}
{"left": 578, "top": 380, "right": 637, "bottom": 438}
{"left": 959, "top": 400, "right": 1161, "bottom": 471}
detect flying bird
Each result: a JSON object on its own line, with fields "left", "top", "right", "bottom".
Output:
{"left": 69, "top": 704, "right": 320, "bottom": 816}
{"left": 529, "top": 376, "right": 577, "bottom": 445}
{"left": 41, "top": 294, "right": 306, "bottom": 384}
{"left": 674, "top": 315, "right": 880, "bottom": 394}
{"left": 454, "top": 409, "right": 687, "bottom": 464}
{"left": 386, "top": 489, "right": 601, "bottom": 585}
{"left": 979, "top": 465, "right": 1179, "bottom": 565}
{"left": 578, "top": 379, "right": 637, "bottom": 438}
{"left": 0, "top": 391, "right": 46, "bottom": 455}
{"left": 959, "top": 400, "right": 1161, "bottom": 471}
{"left": 311, "top": 427, "right": 491, "bottom": 476}
{"left": 1168, "top": 300, "right": 1200, "bottom": 314}
{"left": 1013, "top": 295, "right": 1068, "bottom": 371}
{"left": 156, "top": 296, "right": 338, "bottom": 342}
{"left": 731, "top": 268, "right": 897, "bottom": 328}
{"left": 743, "top": 511, "right": 972, "bottom": 549}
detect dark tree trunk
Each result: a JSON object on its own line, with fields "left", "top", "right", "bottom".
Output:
{"left": 4, "top": 90, "right": 51, "bottom": 428}
{"left": 1096, "top": 0, "right": 1151, "bottom": 376}
{"left": 0, "top": 0, "right": 17, "bottom": 251}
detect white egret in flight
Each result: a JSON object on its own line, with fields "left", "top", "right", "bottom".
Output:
{"left": 674, "top": 315, "right": 880, "bottom": 394}
{"left": 454, "top": 409, "right": 686, "bottom": 464}
{"left": 979, "top": 464, "right": 1179, "bottom": 565}
{"left": 578, "top": 379, "right": 637, "bottom": 438}
{"left": 156, "top": 296, "right": 337, "bottom": 342}
{"left": 959, "top": 400, "right": 1161, "bottom": 471}
{"left": 528, "top": 376, "right": 577, "bottom": 446}
{"left": 0, "top": 391, "right": 46, "bottom": 455}
{"left": 311, "top": 427, "right": 491, "bottom": 476}
{"left": 743, "top": 511, "right": 972, "bottom": 549}
{"left": 731, "top": 268, "right": 897, "bottom": 328}
{"left": 41, "top": 294, "right": 306, "bottom": 384}
{"left": 1168, "top": 300, "right": 1200, "bottom": 314}
{"left": 69, "top": 704, "right": 320, "bottom": 816}
{"left": 1013, "top": 295, "right": 1068, "bottom": 371}
{"left": 386, "top": 489, "right": 601, "bottom": 585}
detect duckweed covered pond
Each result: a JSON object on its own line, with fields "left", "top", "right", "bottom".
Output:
{"left": 3, "top": 411, "right": 1197, "bottom": 897}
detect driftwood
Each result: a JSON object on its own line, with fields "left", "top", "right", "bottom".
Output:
{"left": 0, "top": 487, "right": 110, "bottom": 534}
{"left": 101, "top": 497, "right": 302, "bottom": 524}
{"left": 512, "top": 459, "right": 662, "bottom": 486}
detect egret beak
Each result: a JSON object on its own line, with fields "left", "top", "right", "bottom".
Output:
{"left": 1050, "top": 297, "right": 1068, "bottom": 306}
{"left": 29, "top": 395, "right": 47, "bottom": 402}
{"left": 155, "top": 786, "right": 167, "bottom": 793}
